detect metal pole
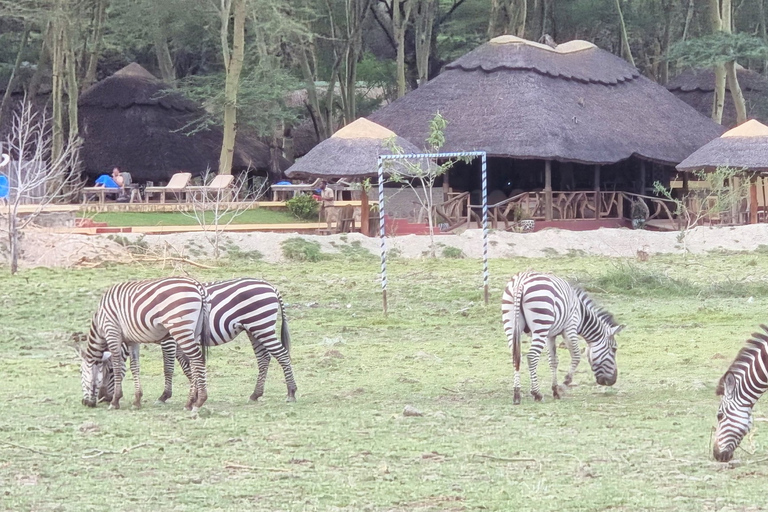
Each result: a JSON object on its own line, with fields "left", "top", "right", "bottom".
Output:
{"left": 481, "top": 154, "right": 489, "bottom": 305}
{"left": 377, "top": 156, "right": 387, "bottom": 314}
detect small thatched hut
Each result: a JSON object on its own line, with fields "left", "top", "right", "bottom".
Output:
{"left": 368, "top": 35, "right": 723, "bottom": 223}
{"left": 667, "top": 68, "right": 768, "bottom": 128}
{"left": 79, "top": 63, "right": 288, "bottom": 183}
{"left": 677, "top": 119, "right": 768, "bottom": 173}
{"left": 285, "top": 118, "right": 423, "bottom": 180}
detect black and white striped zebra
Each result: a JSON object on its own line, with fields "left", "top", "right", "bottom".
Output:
{"left": 101, "top": 278, "right": 296, "bottom": 403}
{"left": 501, "top": 271, "right": 623, "bottom": 404}
{"left": 80, "top": 277, "right": 210, "bottom": 411}
{"left": 714, "top": 325, "right": 768, "bottom": 462}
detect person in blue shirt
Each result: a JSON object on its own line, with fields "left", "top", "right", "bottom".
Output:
{"left": 94, "top": 167, "right": 124, "bottom": 189}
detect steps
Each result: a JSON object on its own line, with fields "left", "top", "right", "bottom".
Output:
{"left": 385, "top": 217, "right": 442, "bottom": 236}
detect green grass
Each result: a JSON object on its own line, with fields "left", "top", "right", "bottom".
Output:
{"left": 84, "top": 208, "right": 308, "bottom": 227}
{"left": 2, "top": 252, "right": 768, "bottom": 510}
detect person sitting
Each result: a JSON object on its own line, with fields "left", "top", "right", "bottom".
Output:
{"left": 94, "top": 167, "right": 124, "bottom": 189}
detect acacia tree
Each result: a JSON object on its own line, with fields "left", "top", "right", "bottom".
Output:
{"left": 217, "top": 0, "right": 247, "bottom": 176}
{"left": 1, "top": 102, "right": 82, "bottom": 274}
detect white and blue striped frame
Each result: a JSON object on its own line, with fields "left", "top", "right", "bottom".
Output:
{"left": 376, "top": 151, "right": 489, "bottom": 313}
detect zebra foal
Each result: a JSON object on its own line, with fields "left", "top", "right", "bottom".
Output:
{"left": 501, "top": 271, "right": 623, "bottom": 404}
{"left": 101, "top": 278, "right": 297, "bottom": 403}
{"left": 80, "top": 277, "right": 210, "bottom": 411}
{"left": 714, "top": 325, "right": 768, "bottom": 462}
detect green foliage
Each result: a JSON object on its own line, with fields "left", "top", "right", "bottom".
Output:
{"left": 667, "top": 32, "right": 768, "bottom": 67}
{"left": 441, "top": 246, "right": 465, "bottom": 259}
{"left": 85, "top": 209, "right": 305, "bottom": 226}
{"left": 106, "top": 234, "right": 149, "bottom": 254}
{"left": 281, "top": 237, "right": 326, "bottom": 262}
{"left": 285, "top": 194, "right": 320, "bottom": 221}
{"left": 335, "top": 240, "right": 375, "bottom": 261}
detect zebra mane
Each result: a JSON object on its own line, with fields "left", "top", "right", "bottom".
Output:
{"left": 718, "top": 326, "right": 768, "bottom": 396}
{"left": 573, "top": 285, "right": 617, "bottom": 327}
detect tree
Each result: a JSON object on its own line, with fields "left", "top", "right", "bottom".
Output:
{"left": 217, "top": 0, "right": 247, "bottom": 176}
{"left": 1, "top": 101, "right": 82, "bottom": 274}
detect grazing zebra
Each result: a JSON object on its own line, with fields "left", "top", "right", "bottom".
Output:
{"left": 100, "top": 278, "right": 297, "bottom": 403}
{"left": 501, "top": 271, "right": 623, "bottom": 404}
{"left": 80, "top": 277, "right": 210, "bottom": 411}
{"left": 714, "top": 325, "right": 768, "bottom": 462}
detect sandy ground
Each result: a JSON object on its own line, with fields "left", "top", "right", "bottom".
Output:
{"left": 7, "top": 224, "right": 768, "bottom": 269}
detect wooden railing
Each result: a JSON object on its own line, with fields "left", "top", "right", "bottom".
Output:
{"left": 434, "top": 190, "right": 686, "bottom": 231}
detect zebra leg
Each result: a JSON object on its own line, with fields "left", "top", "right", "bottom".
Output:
{"left": 527, "top": 337, "right": 546, "bottom": 401}
{"left": 250, "top": 328, "right": 297, "bottom": 402}
{"left": 127, "top": 343, "right": 143, "bottom": 408}
{"left": 563, "top": 326, "right": 581, "bottom": 387}
{"left": 248, "top": 337, "right": 271, "bottom": 401}
{"left": 171, "top": 327, "right": 208, "bottom": 411}
{"left": 105, "top": 332, "right": 125, "bottom": 410}
{"left": 157, "top": 339, "right": 178, "bottom": 403}
{"left": 546, "top": 336, "right": 561, "bottom": 399}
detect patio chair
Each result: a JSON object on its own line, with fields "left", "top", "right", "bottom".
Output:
{"left": 117, "top": 172, "right": 142, "bottom": 203}
{"left": 144, "top": 172, "right": 191, "bottom": 203}
{"left": 271, "top": 178, "right": 322, "bottom": 201}
{"left": 185, "top": 174, "right": 235, "bottom": 202}
{"left": 81, "top": 178, "right": 124, "bottom": 205}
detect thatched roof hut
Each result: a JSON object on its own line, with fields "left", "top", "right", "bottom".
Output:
{"left": 677, "top": 120, "right": 768, "bottom": 173}
{"left": 368, "top": 35, "right": 722, "bottom": 166}
{"left": 667, "top": 68, "right": 768, "bottom": 128}
{"left": 285, "top": 118, "right": 423, "bottom": 180}
{"left": 79, "top": 63, "right": 288, "bottom": 182}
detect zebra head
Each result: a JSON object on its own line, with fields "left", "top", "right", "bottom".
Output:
{"left": 586, "top": 321, "right": 623, "bottom": 386}
{"left": 80, "top": 318, "right": 109, "bottom": 407}
{"left": 713, "top": 372, "right": 752, "bottom": 462}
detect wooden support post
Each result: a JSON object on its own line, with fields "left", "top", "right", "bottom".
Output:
{"left": 750, "top": 175, "right": 758, "bottom": 224}
{"left": 682, "top": 173, "right": 689, "bottom": 193}
{"left": 639, "top": 160, "right": 647, "bottom": 194}
{"left": 360, "top": 187, "right": 370, "bottom": 236}
{"left": 594, "top": 164, "right": 601, "bottom": 218}
{"left": 442, "top": 168, "right": 450, "bottom": 201}
{"left": 544, "top": 160, "right": 552, "bottom": 221}
{"left": 594, "top": 165, "right": 600, "bottom": 193}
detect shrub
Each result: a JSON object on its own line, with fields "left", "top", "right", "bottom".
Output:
{"left": 285, "top": 194, "right": 319, "bottom": 220}
{"left": 281, "top": 237, "right": 326, "bottom": 262}
{"left": 442, "top": 246, "right": 465, "bottom": 259}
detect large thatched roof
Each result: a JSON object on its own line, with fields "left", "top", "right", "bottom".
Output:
{"left": 79, "top": 63, "right": 288, "bottom": 182}
{"left": 667, "top": 67, "right": 768, "bottom": 128}
{"left": 368, "top": 35, "right": 723, "bottom": 166}
{"left": 285, "top": 118, "right": 423, "bottom": 179}
{"left": 677, "top": 119, "right": 768, "bottom": 172}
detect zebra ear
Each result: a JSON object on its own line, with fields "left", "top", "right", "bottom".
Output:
{"left": 101, "top": 351, "right": 112, "bottom": 362}
{"left": 723, "top": 373, "right": 737, "bottom": 400}
{"left": 715, "top": 374, "right": 726, "bottom": 396}
{"left": 610, "top": 324, "right": 625, "bottom": 336}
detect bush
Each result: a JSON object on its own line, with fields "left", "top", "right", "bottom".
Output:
{"left": 281, "top": 237, "right": 326, "bottom": 262}
{"left": 442, "top": 246, "right": 465, "bottom": 259}
{"left": 285, "top": 194, "right": 319, "bottom": 220}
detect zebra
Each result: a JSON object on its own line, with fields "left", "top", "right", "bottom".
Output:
{"left": 80, "top": 276, "right": 210, "bottom": 411}
{"left": 99, "top": 278, "right": 297, "bottom": 403}
{"left": 501, "top": 270, "right": 623, "bottom": 404}
{"left": 714, "top": 325, "right": 768, "bottom": 462}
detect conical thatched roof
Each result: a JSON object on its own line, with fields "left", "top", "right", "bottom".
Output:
{"left": 677, "top": 119, "right": 768, "bottom": 172}
{"left": 285, "top": 118, "right": 424, "bottom": 179}
{"left": 667, "top": 67, "right": 768, "bottom": 128}
{"left": 79, "top": 63, "right": 288, "bottom": 182}
{"left": 368, "top": 35, "right": 723, "bottom": 166}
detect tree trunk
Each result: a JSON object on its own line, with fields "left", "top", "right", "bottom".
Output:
{"left": 725, "top": 60, "right": 747, "bottom": 124}
{"left": 297, "top": 44, "right": 330, "bottom": 140}
{"left": 0, "top": 25, "right": 30, "bottom": 128}
{"left": 540, "top": 0, "right": 555, "bottom": 39}
{"left": 29, "top": 21, "right": 53, "bottom": 101}
{"left": 515, "top": 0, "right": 527, "bottom": 38}
{"left": 51, "top": 18, "right": 66, "bottom": 162}
{"left": 394, "top": 0, "right": 413, "bottom": 98}
{"left": 615, "top": 0, "right": 635, "bottom": 67}
{"left": 154, "top": 33, "right": 176, "bottom": 83}
{"left": 218, "top": 0, "right": 246, "bottom": 176}
{"left": 415, "top": 0, "right": 436, "bottom": 86}
{"left": 712, "top": 64, "right": 727, "bottom": 123}
{"left": 9, "top": 213, "right": 19, "bottom": 275}
{"left": 65, "top": 27, "right": 79, "bottom": 140}
{"left": 82, "top": 0, "right": 108, "bottom": 91}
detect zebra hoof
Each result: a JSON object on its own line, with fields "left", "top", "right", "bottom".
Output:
{"left": 563, "top": 375, "right": 573, "bottom": 386}
{"left": 190, "top": 406, "right": 199, "bottom": 413}
{"left": 531, "top": 392, "right": 543, "bottom": 402}
{"left": 286, "top": 395, "right": 296, "bottom": 403}
{"left": 552, "top": 385, "right": 561, "bottom": 399}
{"left": 82, "top": 398, "right": 97, "bottom": 408}
{"left": 249, "top": 393, "right": 261, "bottom": 402}
{"left": 513, "top": 389, "right": 521, "bottom": 405}
{"left": 108, "top": 402, "right": 120, "bottom": 410}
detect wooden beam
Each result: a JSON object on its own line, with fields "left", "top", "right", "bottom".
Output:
{"left": 544, "top": 160, "right": 552, "bottom": 221}
{"left": 750, "top": 176, "right": 759, "bottom": 224}
{"left": 594, "top": 165, "right": 600, "bottom": 193}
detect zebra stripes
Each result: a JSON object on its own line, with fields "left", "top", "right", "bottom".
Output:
{"left": 501, "top": 271, "right": 622, "bottom": 404}
{"left": 80, "top": 277, "right": 210, "bottom": 411}
{"left": 714, "top": 325, "right": 768, "bottom": 462}
{"left": 101, "top": 278, "right": 296, "bottom": 404}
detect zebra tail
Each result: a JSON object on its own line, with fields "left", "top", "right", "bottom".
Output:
{"left": 510, "top": 274, "right": 526, "bottom": 373}
{"left": 195, "top": 280, "right": 211, "bottom": 364}
{"left": 278, "top": 290, "right": 291, "bottom": 355}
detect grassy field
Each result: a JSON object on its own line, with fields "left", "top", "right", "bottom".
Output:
{"left": 84, "top": 209, "right": 306, "bottom": 227}
{"left": 2, "top": 249, "right": 768, "bottom": 511}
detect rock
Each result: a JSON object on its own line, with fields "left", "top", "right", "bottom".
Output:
{"left": 403, "top": 405, "right": 423, "bottom": 417}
